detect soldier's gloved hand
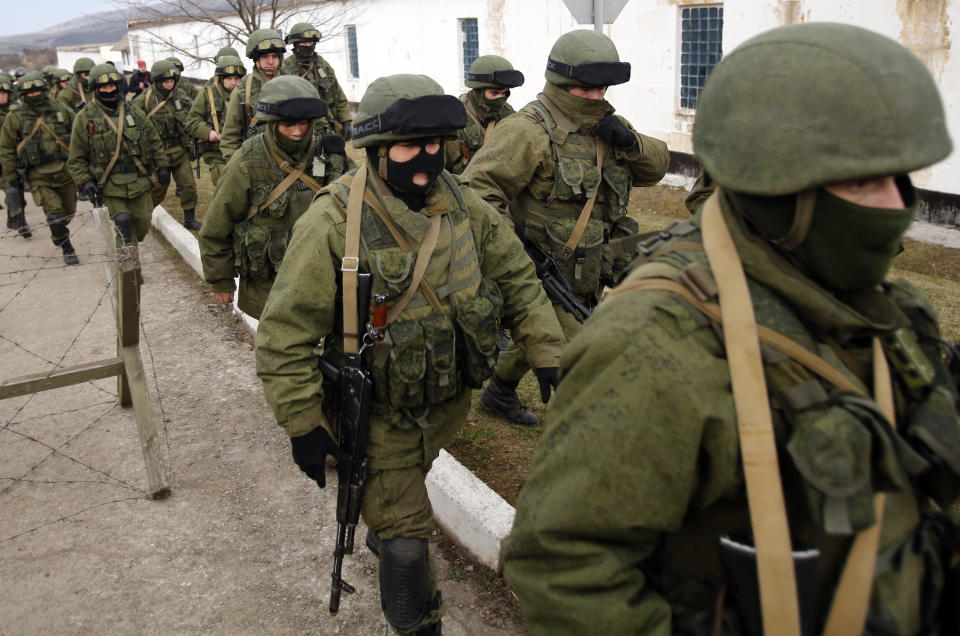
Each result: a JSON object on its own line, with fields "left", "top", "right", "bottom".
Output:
{"left": 290, "top": 425, "right": 347, "bottom": 488}
{"left": 320, "top": 133, "right": 346, "bottom": 157}
{"left": 79, "top": 180, "right": 99, "bottom": 201}
{"left": 341, "top": 121, "right": 352, "bottom": 141}
{"left": 156, "top": 167, "right": 171, "bottom": 185}
{"left": 535, "top": 367, "right": 559, "bottom": 404}
{"left": 597, "top": 115, "right": 637, "bottom": 148}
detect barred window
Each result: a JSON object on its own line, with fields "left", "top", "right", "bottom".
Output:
{"left": 346, "top": 25, "right": 359, "bottom": 78}
{"left": 679, "top": 5, "right": 723, "bottom": 109}
{"left": 460, "top": 18, "right": 479, "bottom": 80}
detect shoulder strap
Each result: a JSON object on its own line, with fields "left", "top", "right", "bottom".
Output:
{"left": 245, "top": 144, "right": 313, "bottom": 220}
{"left": 95, "top": 101, "right": 127, "bottom": 186}
{"left": 38, "top": 117, "right": 70, "bottom": 152}
{"left": 244, "top": 74, "right": 253, "bottom": 122}
{"left": 15, "top": 116, "right": 45, "bottom": 153}
{"left": 557, "top": 139, "right": 604, "bottom": 263}
{"left": 146, "top": 91, "right": 170, "bottom": 120}
{"left": 207, "top": 85, "right": 220, "bottom": 134}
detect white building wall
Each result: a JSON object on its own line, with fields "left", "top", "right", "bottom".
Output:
{"left": 127, "top": 0, "right": 960, "bottom": 197}
{"left": 57, "top": 45, "right": 125, "bottom": 72}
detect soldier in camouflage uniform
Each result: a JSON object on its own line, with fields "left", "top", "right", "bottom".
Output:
{"left": 50, "top": 68, "right": 71, "bottom": 101}
{"left": 133, "top": 60, "right": 200, "bottom": 230}
{"left": 444, "top": 55, "right": 524, "bottom": 175}
{"left": 280, "top": 22, "right": 352, "bottom": 136}
{"left": 220, "top": 29, "right": 287, "bottom": 161}
{"left": 198, "top": 75, "right": 341, "bottom": 319}
{"left": 255, "top": 74, "right": 565, "bottom": 635}
{"left": 0, "top": 72, "right": 78, "bottom": 262}
{"left": 0, "top": 71, "right": 29, "bottom": 234}
{"left": 463, "top": 30, "right": 670, "bottom": 425}
{"left": 504, "top": 24, "right": 960, "bottom": 635}
{"left": 58, "top": 57, "right": 94, "bottom": 113}
{"left": 185, "top": 55, "right": 245, "bottom": 187}
{"left": 166, "top": 57, "right": 200, "bottom": 101}
{"left": 42, "top": 65, "right": 57, "bottom": 86}
{"left": 68, "top": 64, "right": 169, "bottom": 244}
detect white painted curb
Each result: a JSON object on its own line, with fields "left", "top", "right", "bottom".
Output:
{"left": 150, "top": 205, "right": 514, "bottom": 571}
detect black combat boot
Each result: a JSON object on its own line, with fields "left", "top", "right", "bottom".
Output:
{"left": 61, "top": 238, "right": 79, "bottom": 266}
{"left": 12, "top": 213, "right": 32, "bottom": 238}
{"left": 182, "top": 207, "right": 202, "bottom": 231}
{"left": 478, "top": 375, "right": 539, "bottom": 426}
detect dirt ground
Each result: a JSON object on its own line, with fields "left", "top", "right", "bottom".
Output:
{"left": 0, "top": 200, "right": 524, "bottom": 635}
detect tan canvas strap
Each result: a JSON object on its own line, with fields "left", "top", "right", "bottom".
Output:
{"left": 700, "top": 192, "right": 803, "bottom": 636}
{"left": 268, "top": 144, "right": 323, "bottom": 192}
{"left": 145, "top": 92, "right": 171, "bottom": 120}
{"left": 245, "top": 147, "right": 310, "bottom": 220}
{"left": 80, "top": 84, "right": 87, "bottom": 103}
{"left": 822, "top": 338, "right": 893, "bottom": 636}
{"left": 386, "top": 214, "right": 442, "bottom": 323}
{"left": 206, "top": 85, "right": 220, "bottom": 134}
{"left": 15, "top": 116, "right": 44, "bottom": 153}
{"left": 558, "top": 139, "right": 604, "bottom": 263}
{"left": 462, "top": 94, "right": 497, "bottom": 145}
{"left": 95, "top": 101, "right": 127, "bottom": 185}
{"left": 244, "top": 74, "right": 254, "bottom": 123}
{"left": 144, "top": 85, "right": 152, "bottom": 107}
{"left": 38, "top": 119, "right": 71, "bottom": 152}
{"left": 606, "top": 278, "right": 866, "bottom": 396}
{"left": 342, "top": 163, "right": 367, "bottom": 355}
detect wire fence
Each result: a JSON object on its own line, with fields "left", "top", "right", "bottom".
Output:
{"left": 0, "top": 202, "right": 173, "bottom": 544}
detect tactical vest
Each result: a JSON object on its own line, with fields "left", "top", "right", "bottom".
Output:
{"left": 85, "top": 103, "right": 153, "bottom": 184}
{"left": 142, "top": 87, "right": 188, "bottom": 149}
{"left": 283, "top": 57, "right": 337, "bottom": 133}
{"left": 512, "top": 99, "right": 637, "bottom": 297}
{"left": 617, "top": 219, "right": 960, "bottom": 635}
{"left": 16, "top": 100, "right": 71, "bottom": 171}
{"left": 326, "top": 171, "right": 501, "bottom": 422}
{"left": 231, "top": 134, "right": 317, "bottom": 283}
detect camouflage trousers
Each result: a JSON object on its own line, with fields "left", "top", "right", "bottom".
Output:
{"left": 105, "top": 190, "right": 154, "bottom": 242}
{"left": 493, "top": 302, "right": 583, "bottom": 383}
{"left": 202, "top": 153, "right": 226, "bottom": 187}
{"left": 32, "top": 180, "right": 77, "bottom": 247}
{"left": 150, "top": 155, "right": 197, "bottom": 209}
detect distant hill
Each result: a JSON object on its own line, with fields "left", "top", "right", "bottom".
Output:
{"left": 0, "top": 10, "right": 129, "bottom": 54}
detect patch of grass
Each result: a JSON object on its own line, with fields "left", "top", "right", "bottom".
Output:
{"left": 160, "top": 160, "right": 216, "bottom": 226}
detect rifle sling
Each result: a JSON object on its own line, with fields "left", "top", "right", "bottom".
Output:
{"left": 342, "top": 163, "right": 367, "bottom": 355}
{"left": 246, "top": 149, "right": 310, "bottom": 221}
{"left": 558, "top": 139, "right": 604, "bottom": 263}
{"left": 17, "top": 115, "right": 71, "bottom": 154}
{"left": 94, "top": 101, "right": 128, "bottom": 186}
{"left": 207, "top": 84, "right": 220, "bottom": 134}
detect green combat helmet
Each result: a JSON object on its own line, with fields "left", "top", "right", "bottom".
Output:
{"left": 151, "top": 59, "right": 179, "bottom": 83}
{"left": 0, "top": 72, "right": 13, "bottom": 93}
{"left": 73, "top": 57, "right": 95, "bottom": 75}
{"left": 88, "top": 63, "right": 123, "bottom": 89}
{"left": 54, "top": 68, "right": 72, "bottom": 84}
{"left": 215, "top": 55, "right": 246, "bottom": 78}
{"left": 285, "top": 22, "right": 321, "bottom": 44}
{"left": 253, "top": 74, "right": 326, "bottom": 123}
{"left": 167, "top": 57, "right": 185, "bottom": 73}
{"left": 17, "top": 71, "right": 48, "bottom": 107}
{"left": 544, "top": 29, "right": 631, "bottom": 87}
{"left": 351, "top": 74, "right": 467, "bottom": 148}
{"left": 693, "top": 23, "right": 952, "bottom": 196}
{"left": 42, "top": 65, "right": 57, "bottom": 83}
{"left": 465, "top": 55, "right": 524, "bottom": 89}
{"left": 245, "top": 28, "right": 285, "bottom": 60}
{"left": 215, "top": 46, "right": 241, "bottom": 62}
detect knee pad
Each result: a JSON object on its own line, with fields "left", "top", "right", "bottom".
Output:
{"left": 5, "top": 187, "right": 23, "bottom": 212}
{"left": 114, "top": 213, "right": 135, "bottom": 244}
{"left": 47, "top": 213, "right": 68, "bottom": 240}
{"left": 379, "top": 537, "right": 432, "bottom": 631}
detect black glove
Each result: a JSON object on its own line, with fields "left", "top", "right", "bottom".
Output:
{"left": 156, "top": 167, "right": 171, "bottom": 185}
{"left": 320, "top": 133, "right": 346, "bottom": 157}
{"left": 79, "top": 180, "right": 99, "bottom": 201}
{"left": 597, "top": 115, "right": 637, "bottom": 148}
{"left": 341, "top": 121, "right": 353, "bottom": 141}
{"left": 290, "top": 425, "right": 347, "bottom": 488}
{"left": 535, "top": 367, "right": 559, "bottom": 404}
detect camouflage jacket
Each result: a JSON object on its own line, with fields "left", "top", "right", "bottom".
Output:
{"left": 504, "top": 190, "right": 960, "bottom": 635}
{"left": 281, "top": 54, "right": 351, "bottom": 127}
{"left": 255, "top": 168, "right": 564, "bottom": 469}
{"left": 0, "top": 96, "right": 75, "bottom": 188}
{"left": 133, "top": 85, "right": 192, "bottom": 165}
{"left": 185, "top": 80, "right": 229, "bottom": 157}
{"left": 57, "top": 77, "right": 88, "bottom": 112}
{"left": 220, "top": 69, "right": 286, "bottom": 160}
{"left": 444, "top": 90, "right": 515, "bottom": 175}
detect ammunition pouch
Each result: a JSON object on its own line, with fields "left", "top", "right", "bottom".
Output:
{"left": 233, "top": 222, "right": 291, "bottom": 280}
{"left": 542, "top": 216, "right": 604, "bottom": 297}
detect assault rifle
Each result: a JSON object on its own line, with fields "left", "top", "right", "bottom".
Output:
{"left": 193, "top": 139, "right": 201, "bottom": 178}
{"left": 318, "top": 272, "right": 387, "bottom": 615}
{"left": 523, "top": 239, "right": 592, "bottom": 324}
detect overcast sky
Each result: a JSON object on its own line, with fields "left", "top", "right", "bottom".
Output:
{"left": 0, "top": 0, "right": 120, "bottom": 37}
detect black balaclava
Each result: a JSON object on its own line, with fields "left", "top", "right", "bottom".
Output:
{"left": 366, "top": 138, "right": 445, "bottom": 211}
{"left": 294, "top": 43, "right": 316, "bottom": 62}
{"left": 97, "top": 86, "right": 121, "bottom": 108}
{"left": 23, "top": 91, "right": 47, "bottom": 109}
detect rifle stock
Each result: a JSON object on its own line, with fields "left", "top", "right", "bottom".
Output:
{"left": 523, "top": 240, "right": 592, "bottom": 324}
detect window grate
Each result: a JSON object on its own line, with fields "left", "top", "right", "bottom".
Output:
{"left": 461, "top": 18, "right": 479, "bottom": 80}
{"left": 679, "top": 5, "right": 723, "bottom": 109}
{"left": 346, "top": 25, "right": 359, "bottom": 78}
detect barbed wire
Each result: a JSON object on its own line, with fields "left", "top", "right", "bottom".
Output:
{"left": 0, "top": 208, "right": 102, "bottom": 241}
{"left": 0, "top": 496, "right": 147, "bottom": 544}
